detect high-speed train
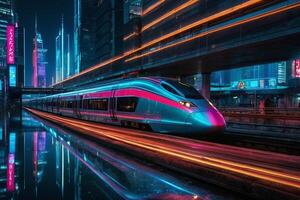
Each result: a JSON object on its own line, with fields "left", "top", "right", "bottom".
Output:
{"left": 25, "top": 77, "right": 226, "bottom": 135}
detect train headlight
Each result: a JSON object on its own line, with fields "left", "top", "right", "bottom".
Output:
{"left": 179, "top": 101, "right": 196, "bottom": 108}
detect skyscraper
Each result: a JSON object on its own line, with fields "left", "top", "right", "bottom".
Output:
{"left": 32, "top": 17, "right": 47, "bottom": 88}
{"left": 55, "top": 16, "right": 71, "bottom": 83}
{"left": 74, "top": 0, "right": 124, "bottom": 72}
{"left": 74, "top": 0, "right": 81, "bottom": 75}
{"left": 0, "top": 0, "right": 14, "bottom": 68}
{"left": 55, "top": 30, "right": 63, "bottom": 83}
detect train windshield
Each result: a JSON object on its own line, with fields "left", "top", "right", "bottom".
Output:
{"left": 166, "top": 80, "right": 203, "bottom": 99}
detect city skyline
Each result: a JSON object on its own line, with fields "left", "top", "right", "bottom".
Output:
{"left": 0, "top": 1, "right": 300, "bottom": 200}
{"left": 16, "top": 0, "right": 73, "bottom": 86}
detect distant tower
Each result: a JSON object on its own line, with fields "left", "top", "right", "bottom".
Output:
{"left": 56, "top": 15, "right": 70, "bottom": 83}
{"left": 74, "top": 0, "right": 81, "bottom": 74}
{"left": 67, "top": 34, "right": 70, "bottom": 77}
{"left": 61, "top": 15, "right": 64, "bottom": 80}
{"left": 32, "top": 15, "right": 47, "bottom": 88}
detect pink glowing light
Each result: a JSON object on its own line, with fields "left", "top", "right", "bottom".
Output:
{"left": 83, "top": 89, "right": 192, "bottom": 112}
{"left": 33, "top": 41, "right": 38, "bottom": 87}
{"left": 115, "top": 89, "right": 192, "bottom": 112}
{"left": 293, "top": 59, "right": 300, "bottom": 78}
{"left": 6, "top": 153, "right": 15, "bottom": 192}
{"left": 80, "top": 111, "right": 111, "bottom": 117}
{"left": 207, "top": 110, "right": 225, "bottom": 126}
{"left": 6, "top": 25, "right": 15, "bottom": 65}
{"left": 33, "top": 132, "right": 38, "bottom": 176}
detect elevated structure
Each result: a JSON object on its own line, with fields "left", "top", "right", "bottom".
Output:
{"left": 55, "top": 0, "right": 300, "bottom": 98}
{"left": 21, "top": 87, "right": 66, "bottom": 95}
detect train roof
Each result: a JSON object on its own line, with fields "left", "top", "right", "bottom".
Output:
{"left": 37, "top": 77, "right": 178, "bottom": 100}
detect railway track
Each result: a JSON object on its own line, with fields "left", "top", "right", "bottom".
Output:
{"left": 206, "top": 122, "right": 300, "bottom": 155}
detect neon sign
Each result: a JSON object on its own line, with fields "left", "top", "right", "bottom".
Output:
{"left": 6, "top": 154, "right": 15, "bottom": 192}
{"left": 293, "top": 59, "right": 300, "bottom": 78}
{"left": 7, "top": 133, "right": 16, "bottom": 192}
{"left": 9, "top": 65, "right": 16, "bottom": 87}
{"left": 6, "top": 25, "right": 15, "bottom": 65}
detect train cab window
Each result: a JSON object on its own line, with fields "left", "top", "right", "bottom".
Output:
{"left": 166, "top": 80, "right": 203, "bottom": 99}
{"left": 117, "top": 97, "right": 138, "bottom": 112}
{"left": 161, "top": 83, "right": 180, "bottom": 96}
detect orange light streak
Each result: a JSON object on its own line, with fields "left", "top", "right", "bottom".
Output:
{"left": 51, "top": 54, "right": 125, "bottom": 87}
{"left": 125, "top": 0, "right": 199, "bottom": 41}
{"left": 142, "top": 0, "right": 165, "bottom": 16}
{"left": 125, "top": 1, "right": 300, "bottom": 62}
{"left": 142, "top": 0, "right": 199, "bottom": 32}
{"left": 26, "top": 108, "right": 300, "bottom": 190}
{"left": 52, "top": 0, "right": 262, "bottom": 86}
{"left": 123, "top": 32, "right": 138, "bottom": 41}
{"left": 125, "top": 0, "right": 263, "bottom": 56}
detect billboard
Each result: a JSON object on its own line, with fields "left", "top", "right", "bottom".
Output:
{"left": 6, "top": 25, "right": 15, "bottom": 65}
{"left": 9, "top": 65, "right": 16, "bottom": 87}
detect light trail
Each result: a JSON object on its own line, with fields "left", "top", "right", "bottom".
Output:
{"left": 124, "top": 0, "right": 263, "bottom": 56}
{"left": 52, "top": 0, "right": 262, "bottom": 87}
{"left": 124, "top": 0, "right": 198, "bottom": 41}
{"left": 126, "top": 1, "right": 300, "bottom": 62}
{"left": 142, "top": 0, "right": 165, "bottom": 16}
{"left": 26, "top": 108, "right": 300, "bottom": 191}
{"left": 123, "top": 32, "right": 138, "bottom": 41}
{"left": 142, "top": 0, "right": 199, "bottom": 32}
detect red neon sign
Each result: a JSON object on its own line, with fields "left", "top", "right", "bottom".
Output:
{"left": 6, "top": 25, "right": 15, "bottom": 65}
{"left": 293, "top": 59, "right": 300, "bottom": 78}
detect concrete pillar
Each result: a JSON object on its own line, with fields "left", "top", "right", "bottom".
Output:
{"left": 201, "top": 73, "right": 211, "bottom": 100}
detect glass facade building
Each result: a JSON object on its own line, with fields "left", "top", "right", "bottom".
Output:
{"left": 55, "top": 17, "right": 71, "bottom": 83}
{"left": 0, "top": 0, "right": 14, "bottom": 68}
{"left": 32, "top": 23, "right": 47, "bottom": 88}
{"left": 185, "top": 61, "right": 300, "bottom": 108}
{"left": 74, "top": 0, "right": 124, "bottom": 72}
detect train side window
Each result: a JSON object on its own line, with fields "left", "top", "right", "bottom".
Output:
{"left": 117, "top": 97, "right": 138, "bottom": 112}
{"left": 94, "top": 99, "right": 108, "bottom": 110}
{"left": 161, "top": 83, "right": 180, "bottom": 96}
{"left": 83, "top": 99, "right": 108, "bottom": 110}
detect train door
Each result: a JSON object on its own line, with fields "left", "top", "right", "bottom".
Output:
{"left": 72, "top": 96, "right": 77, "bottom": 116}
{"left": 109, "top": 90, "right": 118, "bottom": 121}
{"left": 56, "top": 97, "right": 60, "bottom": 114}
{"left": 75, "top": 95, "right": 82, "bottom": 118}
{"left": 51, "top": 98, "right": 54, "bottom": 113}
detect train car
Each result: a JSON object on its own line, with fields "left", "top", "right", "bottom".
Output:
{"left": 25, "top": 77, "right": 226, "bottom": 135}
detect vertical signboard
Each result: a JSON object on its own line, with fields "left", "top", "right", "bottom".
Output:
{"left": 6, "top": 25, "right": 15, "bottom": 65}
{"left": 7, "top": 133, "right": 16, "bottom": 192}
{"left": 9, "top": 65, "right": 16, "bottom": 87}
{"left": 293, "top": 59, "right": 300, "bottom": 78}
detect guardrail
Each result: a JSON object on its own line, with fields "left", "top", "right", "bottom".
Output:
{"left": 219, "top": 107, "right": 300, "bottom": 120}
{"left": 219, "top": 107, "right": 300, "bottom": 129}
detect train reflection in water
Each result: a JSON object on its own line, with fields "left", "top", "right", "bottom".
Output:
{"left": 0, "top": 111, "right": 242, "bottom": 200}
{"left": 39, "top": 116, "right": 212, "bottom": 200}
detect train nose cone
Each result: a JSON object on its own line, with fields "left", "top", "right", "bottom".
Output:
{"left": 189, "top": 109, "right": 226, "bottom": 133}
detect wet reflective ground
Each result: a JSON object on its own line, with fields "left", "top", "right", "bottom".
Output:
{"left": 0, "top": 109, "right": 247, "bottom": 200}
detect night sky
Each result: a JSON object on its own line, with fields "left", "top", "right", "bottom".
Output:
{"left": 16, "top": 0, "right": 73, "bottom": 86}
